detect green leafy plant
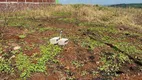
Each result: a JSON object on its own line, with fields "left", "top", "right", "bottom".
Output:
{"left": 115, "top": 42, "right": 142, "bottom": 54}
{"left": 99, "top": 52, "right": 130, "bottom": 76}
{"left": 15, "top": 44, "right": 61, "bottom": 79}
{"left": 16, "top": 53, "right": 32, "bottom": 78}
{"left": 81, "top": 71, "right": 88, "bottom": 76}
{"left": 39, "top": 44, "right": 61, "bottom": 65}
{"left": 72, "top": 60, "right": 84, "bottom": 68}
{"left": 81, "top": 37, "right": 104, "bottom": 50}
{"left": 19, "top": 34, "right": 26, "bottom": 39}
{"left": 0, "top": 58, "right": 13, "bottom": 73}
{"left": 39, "top": 27, "right": 55, "bottom": 32}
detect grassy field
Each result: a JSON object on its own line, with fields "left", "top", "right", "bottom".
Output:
{"left": 0, "top": 4, "right": 142, "bottom": 80}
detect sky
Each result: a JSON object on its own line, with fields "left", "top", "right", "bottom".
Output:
{"left": 59, "top": 0, "right": 142, "bottom": 5}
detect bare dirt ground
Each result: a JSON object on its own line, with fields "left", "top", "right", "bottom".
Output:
{"left": 0, "top": 20, "right": 142, "bottom": 80}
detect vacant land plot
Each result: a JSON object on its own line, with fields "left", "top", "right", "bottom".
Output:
{"left": 0, "top": 4, "right": 142, "bottom": 80}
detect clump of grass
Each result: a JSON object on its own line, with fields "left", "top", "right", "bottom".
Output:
{"left": 58, "top": 18, "right": 78, "bottom": 24}
{"left": 52, "top": 11, "right": 72, "bottom": 18}
{"left": 39, "top": 27, "right": 55, "bottom": 32}
{"left": 78, "top": 22, "right": 101, "bottom": 27}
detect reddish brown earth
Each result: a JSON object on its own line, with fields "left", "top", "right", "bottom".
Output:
{"left": 0, "top": 20, "right": 142, "bottom": 80}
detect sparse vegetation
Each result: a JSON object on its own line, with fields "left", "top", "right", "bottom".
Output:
{"left": 0, "top": 4, "right": 141, "bottom": 80}
{"left": 19, "top": 34, "right": 26, "bottom": 39}
{"left": 0, "top": 58, "right": 13, "bottom": 73}
{"left": 99, "top": 52, "right": 130, "bottom": 76}
{"left": 15, "top": 44, "right": 61, "bottom": 79}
